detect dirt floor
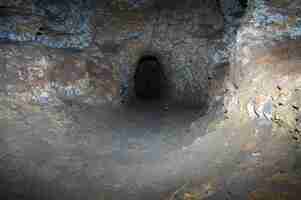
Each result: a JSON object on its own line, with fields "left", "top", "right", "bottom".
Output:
{"left": 0, "top": 86, "right": 301, "bottom": 200}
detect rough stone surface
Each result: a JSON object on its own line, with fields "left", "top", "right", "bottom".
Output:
{"left": 0, "top": 0, "right": 95, "bottom": 49}
{"left": 0, "top": 0, "right": 231, "bottom": 107}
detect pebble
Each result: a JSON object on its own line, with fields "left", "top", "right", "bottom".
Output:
{"left": 251, "top": 152, "right": 261, "bottom": 157}
{"left": 248, "top": 95, "right": 273, "bottom": 122}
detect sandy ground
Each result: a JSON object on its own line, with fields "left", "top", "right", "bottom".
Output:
{"left": 0, "top": 97, "right": 300, "bottom": 200}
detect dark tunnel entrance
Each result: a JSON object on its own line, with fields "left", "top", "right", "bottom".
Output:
{"left": 134, "top": 55, "right": 166, "bottom": 101}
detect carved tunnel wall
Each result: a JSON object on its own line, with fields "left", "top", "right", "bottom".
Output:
{"left": 0, "top": 0, "right": 250, "bottom": 109}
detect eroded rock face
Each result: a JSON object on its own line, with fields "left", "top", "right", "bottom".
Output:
{"left": 0, "top": 0, "right": 95, "bottom": 49}
{"left": 0, "top": 44, "right": 120, "bottom": 106}
{"left": 0, "top": 0, "right": 300, "bottom": 118}
{"left": 225, "top": 0, "right": 301, "bottom": 136}
{"left": 0, "top": 0, "right": 231, "bottom": 108}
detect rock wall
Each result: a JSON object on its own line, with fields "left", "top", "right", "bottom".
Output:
{"left": 223, "top": 0, "right": 301, "bottom": 138}
{"left": 0, "top": 0, "right": 231, "bottom": 108}
{"left": 0, "top": 0, "right": 300, "bottom": 110}
{"left": 0, "top": 0, "right": 95, "bottom": 49}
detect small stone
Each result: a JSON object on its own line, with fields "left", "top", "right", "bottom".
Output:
{"left": 263, "top": 99, "right": 273, "bottom": 120}
{"left": 247, "top": 101, "right": 257, "bottom": 120}
{"left": 163, "top": 105, "right": 169, "bottom": 111}
{"left": 127, "top": 32, "right": 143, "bottom": 40}
{"left": 241, "top": 142, "right": 257, "bottom": 152}
{"left": 38, "top": 91, "right": 49, "bottom": 104}
{"left": 292, "top": 105, "right": 299, "bottom": 111}
{"left": 251, "top": 152, "right": 261, "bottom": 157}
{"left": 248, "top": 95, "right": 273, "bottom": 122}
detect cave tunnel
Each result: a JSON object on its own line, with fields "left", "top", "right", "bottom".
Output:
{"left": 134, "top": 55, "right": 166, "bottom": 101}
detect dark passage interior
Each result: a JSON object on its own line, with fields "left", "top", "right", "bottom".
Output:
{"left": 134, "top": 55, "right": 166, "bottom": 101}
